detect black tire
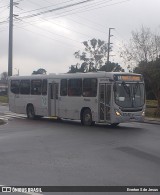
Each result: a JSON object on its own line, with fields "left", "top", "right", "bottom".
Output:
{"left": 81, "top": 109, "right": 94, "bottom": 126}
{"left": 35, "top": 115, "right": 43, "bottom": 119}
{"left": 27, "top": 105, "right": 35, "bottom": 119}
{"left": 110, "top": 123, "right": 119, "bottom": 127}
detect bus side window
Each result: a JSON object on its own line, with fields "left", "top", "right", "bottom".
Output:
{"left": 20, "top": 80, "right": 30, "bottom": 95}
{"left": 68, "top": 79, "right": 82, "bottom": 96}
{"left": 42, "top": 79, "right": 47, "bottom": 95}
{"left": 31, "top": 80, "right": 42, "bottom": 95}
{"left": 11, "top": 80, "right": 20, "bottom": 94}
{"left": 83, "top": 78, "right": 97, "bottom": 97}
{"left": 60, "top": 79, "right": 67, "bottom": 96}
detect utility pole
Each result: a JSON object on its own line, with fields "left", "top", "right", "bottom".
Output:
{"left": 106, "top": 28, "right": 115, "bottom": 71}
{"left": 8, "top": 0, "right": 13, "bottom": 77}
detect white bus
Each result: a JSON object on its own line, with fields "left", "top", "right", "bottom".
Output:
{"left": 8, "top": 72, "right": 145, "bottom": 126}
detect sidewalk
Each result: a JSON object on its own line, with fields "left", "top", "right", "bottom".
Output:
{"left": 144, "top": 117, "right": 160, "bottom": 125}
{"left": 0, "top": 119, "right": 6, "bottom": 125}
{"left": 0, "top": 103, "right": 8, "bottom": 106}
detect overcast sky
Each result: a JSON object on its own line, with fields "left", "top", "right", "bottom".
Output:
{"left": 0, "top": 0, "right": 160, "bottom": 76}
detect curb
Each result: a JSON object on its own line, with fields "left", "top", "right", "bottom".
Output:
{"left": 0, "top": 103, "right": 8, "bottom": 106}
{"left": 143, "top": 117, "right": 160, "bottom": 125}
{"left": 0, "top": 119, "right": 6, "bottom": 125}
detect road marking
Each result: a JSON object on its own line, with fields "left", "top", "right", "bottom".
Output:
{"left": 0, "top": 113, "right": 26, "bottom": 121}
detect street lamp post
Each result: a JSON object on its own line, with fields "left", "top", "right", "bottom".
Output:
{"left": 8, "top": 0, "right": 13, "bottom": 77}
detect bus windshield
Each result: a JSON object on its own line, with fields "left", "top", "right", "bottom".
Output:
{"left": 114, "top": 82, "right": 145, "bottom": 108}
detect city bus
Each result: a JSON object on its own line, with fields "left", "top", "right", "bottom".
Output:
{"left": 8, "top": 72, "right": 145, "bottom": 126}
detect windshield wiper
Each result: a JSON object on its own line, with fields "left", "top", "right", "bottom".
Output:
{"left": 133, "top": 82, "right": 139, "bottom": 98}
{"left": 122, "top": 81, "right": 131, "bottom": 97}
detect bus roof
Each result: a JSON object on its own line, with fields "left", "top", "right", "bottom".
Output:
{"left": 8, "top": 71, "right": 142, "bottom": 80}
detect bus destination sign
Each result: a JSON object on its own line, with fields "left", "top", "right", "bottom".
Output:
{"left": 115, "top": 75, "right": 142, "bottom": 81}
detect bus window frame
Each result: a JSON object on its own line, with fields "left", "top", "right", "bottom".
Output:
{"left": 11, "top": 80, "right": 20, "bottom": 94}
{"left": 19, "top": 79, "right": 30, "bottom": 95}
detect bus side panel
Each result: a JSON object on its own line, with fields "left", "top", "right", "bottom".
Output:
{"left": 58, "top": 96, "right": 98, "bottom": 121}
{"left": 8, "top": 90, "right": 16, "bottom": 113}
{"left": 58, "top": 96, "right": 80, "bottom": 119}
{"left": 17, "top": 95, "right": 30, "bottom": 114}
{"left": 8, "top": 80, "right": 18, "bottom": 113}
{"left": 28, "top": 95, "right": 48, "bottom": 116}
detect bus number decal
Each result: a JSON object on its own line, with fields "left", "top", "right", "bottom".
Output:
{"left": 42, "top": 96, "right": 47, "bottom": 107}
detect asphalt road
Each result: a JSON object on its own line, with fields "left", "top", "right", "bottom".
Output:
{"left": 0, "top": 107, "right": 160, "bottom": 194}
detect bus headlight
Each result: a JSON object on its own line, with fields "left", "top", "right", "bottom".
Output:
{"left": 142, "top": 111, "right": 145, "bottom": 116}
{"left": 115, "top": 110, "right": 121, "bottom": 116}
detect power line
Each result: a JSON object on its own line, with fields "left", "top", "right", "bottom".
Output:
{"left": 25, "top": 0, "right": 112, "bottom": 21}
{"left": 14, "top": 1, "right": 104, "bottom": 40}
{"left": 14, "top": 25, "right": 82, "bottom": 49}
{"left": 0, "top": 19, "right": 8, "bottom": 25}
{"left": 19, "top": 0, "right": 94, "bottom": 20}
{"left": 72, "top": 0, "right": 131, "bottom": 14}
{"left": 12, "top": 0, "right": 129, "bottom": 38}
{"left": 11, "top": 0, "right": 129, "bottom": 51}
{"left": 20, "top": 0, "right": 130, "bottom": 26}
{"left": 15, "top": 18, "right": 84, "bottom": 43}
{"left": 38, "top": 0, "right": 127, "bottom": 19}
{"left": 17, "top": 0, "right": 77, "bottom": 15}
{"left": 65, "top": 17, "right": 107, "bottom": 35}
{"left": 13, "top": 0, "right": 120, "bottom": 39}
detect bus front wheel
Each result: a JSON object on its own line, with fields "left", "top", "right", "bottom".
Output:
{"left": 81, "top": 109, "right": 94, "bottom": 126}
{"left": 27, "top": 105, "right": 35, "bottom": 119}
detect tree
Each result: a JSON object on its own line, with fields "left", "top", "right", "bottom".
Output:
{"left": 120, "top": 26, "right": 160, "bottom": 116}
{"left": 1, "top": 72, "right": 8, "bottom": 81}
{"left": 32, "top": 68, "right": 47, "bottom": 75}
{"left": 69, "top": 38, "right": 124, "bottom": 73}
{"left": 134, "top": 58, "right": 160, "bottom": 116}
{"left": 120, "top": 26, "right": 160, "bottom": 71}
{"left": 69, "top": 38, "right": 108, "bottom": 72}
{"left": 99, "top": 62, "right": 124, "bottom": 72}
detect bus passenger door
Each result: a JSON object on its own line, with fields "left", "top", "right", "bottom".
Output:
{"left": 99, "top": 84, "right": 111, "bottom": 122}
{"left": 48, "top": 82, "right": 58, "bottom": 116}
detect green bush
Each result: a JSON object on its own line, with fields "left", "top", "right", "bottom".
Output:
{"left": 154, "top": 108, "right": 160, "bottom": 118}
{"left": 146, "top": 100, "right": 158, "bottom": 108}
{"left": 146, "top": 100, "right": 160, "bottom": 118}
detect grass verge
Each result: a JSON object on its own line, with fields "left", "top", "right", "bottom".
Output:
{"left": 0, "top": 96, "right": 8, "bottom": 103}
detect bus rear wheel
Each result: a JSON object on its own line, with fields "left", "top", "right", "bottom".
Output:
{"left": 27, "top": 105, "right": 35, "bottom": 119}
{"left": 81, "top": 109, "right": 94, "bottom": 126}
